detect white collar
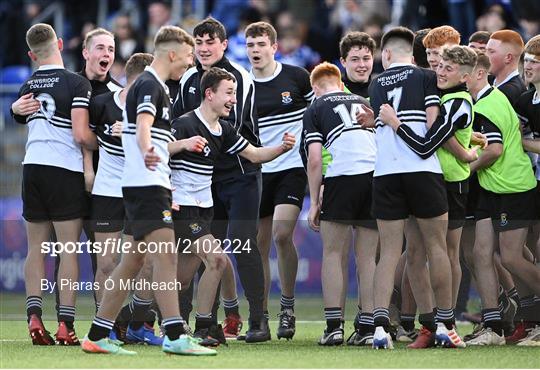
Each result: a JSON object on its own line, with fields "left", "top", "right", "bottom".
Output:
{"left": 250, "top": 61, "right": 282, "bottom": 82}
{"left": 144, "top": 66, "right": 169, "bottom": 96}
{"left": 494, "top": 70, "right": 520, "bottom": 87}
{"left": 195, "top": 107, "right": 222, "bottom": 136}
{"left": 38, "top": 64, "right": 64, "bottom": 71}
{"left": 477, "top": 84, "right": 492, "bottom": 100}
{"left": 113, "top": 89, "right": 124, "bottom": 109}
{"left": 388, "top": 62, "right": 414, "bottom": 69}
{"left": 533, "top": 90, "right": 540, "bottom": 105}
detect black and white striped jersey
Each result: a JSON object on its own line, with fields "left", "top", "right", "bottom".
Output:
{"left": 89, "top": 89, "right": 124, "bottom": 197}
{"left": 122, "top": 66, "right": 174, "bottom": 189}
{"left": 516, "top": 88, "right": 540, "bottom": 179}
{"left": 368, "top": 63, "right": 441, "bottom": 176}
{"left": 251, "top": 62, "right": 314, "bottom": 173}
{"left": 170, "top": 108, "right": 249, "bottom": 207}
{"left": 18, "top": 65, "right": 92, "bottom": 172}
{"left": 303, "top": 91, "right": 376, "bottom": 178}
{"left": 172, "top": 56, "right": 260, "bottom": 181}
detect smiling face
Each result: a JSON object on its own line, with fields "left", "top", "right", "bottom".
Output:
{"left": 170, "top": 42, "right": 194, "bottom": 80}
{"left": 341, "top": 46, "right": 373, "bottom": 83}
{"left": 195, "top": 33, "right": 227, "bottom": 70}
{"left": 207, "top": 78, "right": 237, "bottom": 117}
{"left": 83, "top": 34, "right": 115, "bottom": 81}
{"left": 436, "top": 59, "right": 467, "bottom": 90}
{"left": 246, "top": 34, "right": 277, "bottom": 72}
{"left": 524, "top": 54, "right": 540, "bottom": 85}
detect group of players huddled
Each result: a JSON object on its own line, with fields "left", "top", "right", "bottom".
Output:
{"left": 10, "top": 14, "right": 540, "bottom": 356}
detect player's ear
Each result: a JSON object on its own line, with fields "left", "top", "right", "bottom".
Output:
{"left": 28, "top": 50, "right": 37, "bottom": 62}
{"left": 221, "top": 38, "right": 228, "bottom": 51}
{"left": 340, "top": 57, "right": 346, "bottom": 68}
{"left": 57, "top": 38, "right": 64, "bottom": 52}
{"left": 82, "top": 47, "right": 89, "bottom": 61}
{"left": 271, "top": 42, "right": 278, "bottom": 54}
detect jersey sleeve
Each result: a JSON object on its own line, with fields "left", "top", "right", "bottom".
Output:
{"left": 171, "top": 117, "right": 188, "bottom": 140}
{"left": 395, "top": 98, "right": 469, "bottom": 159}
{"left": 135, "top": 80, "right": 161, "bottom": 117}
{"left": 71, "top": 76, "right": 92, "bottom": 110}
{"left": 88, "top": 97, "right": 102, "bottom": 132}
{"left": 423, "top": 70, "right": 440, "bottom": 109}
{"left": 222, "top": 121, "right": 249, "bottom": 155}
{"left": 302, "top": 106, "right": 323, "bottom": 147}
{"left": 476, "top": 113, "right": 503, "bottom": 145}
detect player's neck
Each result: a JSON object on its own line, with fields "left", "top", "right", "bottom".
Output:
{"left": 199, "top": 103, "right": 220, "bottom": 129}
{"left": 387, "top": 56, "right": 412, "bottom": 68}
{"left": 252, "top": 60, "right": 277, "bottom": 79}
{"left": 148, "top": 60, "right": 169, "bottom": 83}
{"left": 119, "top": 87, "right": 128, "bottom": 104}
{"left": 470, "top": 81, "right": 490, "bottom": 100}
{"left": 38, "top": 55, "right": 64, "bottom": 68}
{"left": 494, "top": 65, "right": 518, "bottom": 85}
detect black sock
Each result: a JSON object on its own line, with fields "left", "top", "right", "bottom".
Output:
{"left": 195, "top": 314, "right": 213, "bottom": 332}
{"left": 88, "top": 316, "right": 114, "bottom": 341}
{"left": 358, "top": 312, "right": 374, "bottom": 335}
{"left": 419, "top": 311, "right": 436, "bottom": 333}
{"left": 324, "top": 307, "right": 342, "bottom": 332}
{"left": 435, "top": 307, "right": 455, "bottom": 330}
{"left": 482, "top": 308, "right": 502, "bottom": 336}
{"left": 129, "top": 295, "right": 153, "bottom": 330}
{"left": 26, "top": 296, "right": 42, "bottom": 322}
{"left": 401, "top": 313, "right": 416, "bottom": 332}
{"left": 58, "top": 305, "right": 75, "bottom": 330}
{"left": 223, "top": 297, "right": 240, "bottom": 317}
{"left": 162, "top": 317, "right": 185, "bottom": 341}
{"left": 280, "top": 295, "right": 295, "bottom": 312}
{"left": 373, "top": 307, "right": 390, "bottom": 331}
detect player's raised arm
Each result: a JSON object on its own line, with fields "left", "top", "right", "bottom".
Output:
{"left": 239, "top": 132, "right": 295, "bottom": 163}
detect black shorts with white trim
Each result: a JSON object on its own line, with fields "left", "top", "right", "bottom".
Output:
{"left": 320, "top": 172, "right": 377, "bottom": 229}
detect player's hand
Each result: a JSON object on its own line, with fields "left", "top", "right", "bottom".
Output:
{"left": 281, "top": 132, "right": 296, "bottom": 152}
{"left": 111, "top": 121, "right": 123, "bottom": 137}
{"left": 84, "top": 171, "right": 95, "bottom": 193}
{"left": 172, "top": 201, "right": 180, "bottom": 211}
{"left": 144, "top": 146, "right": 161, "bottom": 170}
{"left": 308, "top": 204, "right": 321, "bottom": 232}
{"left": 318, "top": 184, "right": 324, "bottom": 208}
{"left": 11, "top": 93, "right": 40, "bottom": 116}
{"left": 379, "top": 104, "right": 400, "bottom": 130}
{"left": 184, "top": 135, "right": 208, "bottom": 153}
{"left": 357, "top": 104, "right": 375, "bottom": 128}
{"left": 470, "top": 131, "right": 487, "bottom": 149}
{"left": 463, "top": 146, "right": 480, "bottom": 163}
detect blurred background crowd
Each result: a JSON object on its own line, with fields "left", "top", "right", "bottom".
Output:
{"left": 0, "top": 0, "right": 539, "bottom": 196}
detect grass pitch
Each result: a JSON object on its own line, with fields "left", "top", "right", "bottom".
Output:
{"left": 1, "top": 293, "right": 538, "bottom": 368}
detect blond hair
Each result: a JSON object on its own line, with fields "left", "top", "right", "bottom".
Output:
{"left": 83, "top": 27, "right": 114, "bottom": 49}
{"left": 154, "top": 25, "right": 194, "bottom": 51}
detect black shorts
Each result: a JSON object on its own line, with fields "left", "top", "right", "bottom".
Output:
{"left": 90, "top": 195, "right": 128, "bottom": 233}
{"left": 173, "top": 206, "right": 213, "bottom": 243}
{"left": 259, "top": 168, "right": 306, "bottom": 218}
{"left": 475, "top": 187, "right": 537, "bottom": 231}
{"left": 122, "top": 186, "right": 173, "bottom": 241}
{"left": 373, "top": 172, "right": 448, "bottom": 220}
{"left": 320, "top": 173, "right": 376, "bottom": 228}
{"left": 464, "top": 172, "right": 481, "bottom": 225}
{"left": 22, "top": 164, "right": 87, "bottom": 222}
{"left": 447, "top": 180, "right": 468, "bottom": 230}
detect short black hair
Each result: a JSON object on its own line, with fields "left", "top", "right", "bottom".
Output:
{"left": 381, "top": 26, "right": 415, "bottom": 50}
{"left": 193, "top": 17, "right": 227, "bottom": 42}
{"left": 200, "top": 67, "right": 236, "bottom": 99}
{"left": 413, "top": 28, "right": 431, "bottom": 68}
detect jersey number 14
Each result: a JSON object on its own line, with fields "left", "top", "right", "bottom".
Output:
{"left": 333, "top": 103, "right": 364, "bottom": 128}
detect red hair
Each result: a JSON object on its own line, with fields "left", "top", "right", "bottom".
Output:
{"left": 310, "top": 62, "right": 342, "bottom": 87}
{"left": 490, "top": 30, "right": 524, "bottom": 51}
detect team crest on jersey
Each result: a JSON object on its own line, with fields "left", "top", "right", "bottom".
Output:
{"left": 281, "top": 91, "right": 293, "bottom": 105}
{"left": 162, "top": 210, "right": 172, "bottom": 223}
{"left": 189, "top": 223, "right": 202, "bottom": 234}
{"left": 500, "top": 213, "right": 508, "bottom": 227}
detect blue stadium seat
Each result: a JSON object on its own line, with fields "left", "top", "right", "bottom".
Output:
{"left": 1, "top": 65, "right": 32, "bottom": 84}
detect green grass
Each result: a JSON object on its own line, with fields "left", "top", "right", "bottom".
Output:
{"left": 1, "top": 293, "right": 538, "bottom": 368}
